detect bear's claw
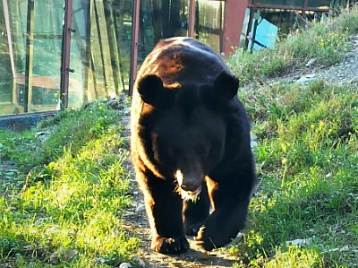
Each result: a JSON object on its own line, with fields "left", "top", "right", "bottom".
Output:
{"left": 151, "top": 236, "right": 189, "bottom": 254}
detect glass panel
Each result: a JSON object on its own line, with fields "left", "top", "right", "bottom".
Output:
{"left": 68, "top": 0, "right": 133, "bottom": 108}
{"left": 195, "top": 0, "right": 225, "bottom": 54}
{"left": 0, "top": 0, "right": 63, "bottom": 116}
{"left": 0, "top": 0, "right": 133, "bottom": 116}
{"left": 259, "top": 9, "right": 303, "bottom": 35}
{"left": 307, "top": 0, "right": 332, "bottom": 8}
{"left": 138, "top": 0, "right": 189, "bottom": 63}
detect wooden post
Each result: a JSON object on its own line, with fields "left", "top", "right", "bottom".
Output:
{"left": 188, "top": 0, "right": 195, "bottom": 37}
{"left": 223, "top": 0, "right": 249, "bottom": 55}
{"left": 60, "top": 0, "right": 73, "bottom": 110}
{"left": 24, "top": 0, "right": 34, "bottom": 113}
{"left": 129, "top": 0, "right": 140, "bottom": 95}
{"left": 302, "top": 0, "right": 309, "bottom": 18}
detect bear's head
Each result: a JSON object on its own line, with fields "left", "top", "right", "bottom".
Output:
{"left": 137, "top": 71, "right": 239, "bottom": 200}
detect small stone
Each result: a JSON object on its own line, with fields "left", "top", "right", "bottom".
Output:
{"left": 296, "top": 74, "right": 316, "bottom": 84}
{"left": 131, "top": 256, "right": 146, "bottom": 267}
{"left": 325, "top": 172, "right": 332, "bottom": 178}
{"left": 286, "top": 237, "right": 313, "bottom": 247}
{"left": 63, "top": 249, "right": 77, "bottom": 261}
{"left": 49, "top": 252, "right": 60, "bottom": 264}
{"left": 306, "top": 58, "right": 316, "bottom": 67}
{"left": 119, "top": 262, "right": 133, "bottom": 268}
{"left": 135, "top": 204, "right": 145, "bottom": 213}
{"left": 349, "top": 76, "right": 358, "bottom": 84}
{"left": 46, "top": 226, "right": 60, "bottom": 233}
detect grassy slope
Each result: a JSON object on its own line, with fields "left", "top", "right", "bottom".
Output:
{"left": 0, "top": 103, "right": 139, "bottom": 267}
{"left": 228, "top": 9, "right": 358, "bottom": 268}
{"left": 228, "top": 9, "right": 358, "bottom": 85}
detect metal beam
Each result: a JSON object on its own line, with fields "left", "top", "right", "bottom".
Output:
{"left": 24, "top": 0, "right": 34, "bottom": 113}
{"left": 188, "top": 0, "right": 195, "bottom": 38}
{"left": 129, "top": 0, "right": 140, "bottom": 95}
{"left": 223, "top": 0, "right": 248, "bottom": 55}
{"left": 60, "top": 0, "right": 73, "bottom": 110}
{"left": 2, "top": 0, "right": 17, "bottom": 105}
{"left": 247, "top": 3, "right": 330, "bottom": 12}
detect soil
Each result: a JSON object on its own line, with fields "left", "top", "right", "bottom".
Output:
{"left": 122, "top": 180, "right": 240, "bottom": 268}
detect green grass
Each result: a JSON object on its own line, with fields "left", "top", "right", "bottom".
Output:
{"left": 231, "top": 81, "right": 358, "bottom": 267}
{"left": 226, "top": 8, "right": 358, "bottom": 267}
{"left": 0, "top": 103, "right": 139, "bottom": 267}
{"left": 227, "top": 8, "right": 358, "bottom": 85}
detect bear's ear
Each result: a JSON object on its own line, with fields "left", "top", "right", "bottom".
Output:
{"left": 137, "top": 74, "right": 165, "bottom": 106}
{"left": 213, "top": 71, "right": 239, "bottom": 102}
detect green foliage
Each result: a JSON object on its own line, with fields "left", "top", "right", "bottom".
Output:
{"left": 0, "top": 104, "right": 138, "bottom": 267}
{"left": 232, "top": 81, "right": 358, "bottom": 267}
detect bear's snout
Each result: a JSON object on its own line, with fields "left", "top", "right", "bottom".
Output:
{"left": 180, "top": 182, "right": 200, "bottom": 192}
{"left": 175, "top": 169, "right": 203, "bottom": 200}
{"left": 175, "top": 169, "right": 203, "bottom": 190}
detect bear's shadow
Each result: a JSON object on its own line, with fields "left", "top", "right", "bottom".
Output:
{"left": 152, "top": 238, "right": 238, "bottom": 267}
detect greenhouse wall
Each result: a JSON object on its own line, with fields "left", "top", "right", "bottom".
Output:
{"left": 0, "top": 0, "right": 356, "bottom": 122}
{"left": 0, "top": 0, "right": 235, "bottom": 119}
{"left": 0, "top": 0, "right": 133, "bottom": 117}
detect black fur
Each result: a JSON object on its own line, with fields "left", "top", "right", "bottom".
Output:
{"left": 131, "top": 37, "right": 256, "bottom": 253}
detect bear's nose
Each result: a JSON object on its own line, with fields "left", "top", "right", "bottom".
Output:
{"left": 181, "top": 184, "right": 199, "bottom": 192}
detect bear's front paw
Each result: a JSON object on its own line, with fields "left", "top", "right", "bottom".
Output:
{"left": 185, "top": 222, "right": 203, "bottom": 236}
{"left": 151, "top": 236, "right": 189, "bottom": 254}
{"left": 195, "top": 225, "right": 223, "bottom": 251}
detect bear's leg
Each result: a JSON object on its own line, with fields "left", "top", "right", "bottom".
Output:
{"left": 141, "top": 173, "right": 189, "bottom": 254}
{"left": 196, "top": 167, "right": 255, "bottom": 251}
{"left": 183, "top": 181, "right": 210, "bottom": 236}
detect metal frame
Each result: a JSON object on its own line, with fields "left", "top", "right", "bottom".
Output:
{"left": 129, "top": 0, "right": 141, "bottom": 96}
{"left": 245, "top": 1, "right": 331, "bottom": 51}
{"left": 247, "top": 2, "right": 331, "bottom": 12}
{"left": 59, "top": 0, "right": 73, "bottom": 110}
{"left": 24, "top": 0, "right": 34, "bottom": 113}
{"left": 2, "top": 0, "right": 17, "bottom": 106}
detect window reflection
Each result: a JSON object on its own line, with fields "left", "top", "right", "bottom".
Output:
{"left": 0, "top": 0, "right": 133, "bottom": 116}
{"left": 137, "top": 0, "right": 189, "bottom": 64}
{"left": 195, "top": 0, "right": 225, "bottom": 54}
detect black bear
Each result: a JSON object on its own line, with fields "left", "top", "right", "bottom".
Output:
{"left": 131, "top": 37, "right": 256, "bottom": 254}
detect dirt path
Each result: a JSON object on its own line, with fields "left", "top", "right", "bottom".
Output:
{"left": 123, "top": 178, "right": 240, "bottom": 268}
{"left": 120, "top": 115, "right": 240, "bottom": 268}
